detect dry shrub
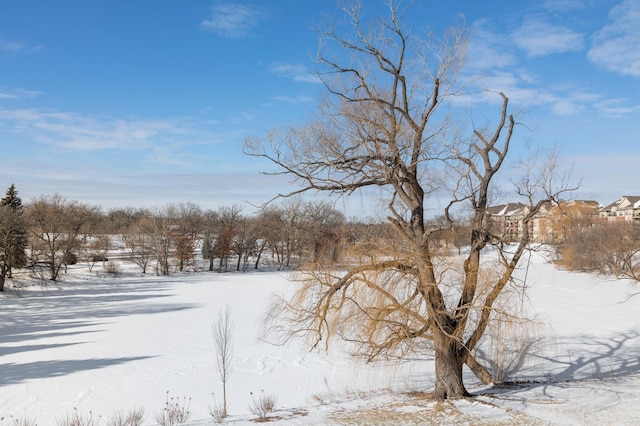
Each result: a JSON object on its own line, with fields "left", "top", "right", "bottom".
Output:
{"left": 248, "top": 391, "right": 277, "bottom": 421}
{"left": 0, "top": 416, "right": 37, "bottom": 426}
{"left": 106, "top": 407, "right": 145, "bottom": 426}
{"left": 209, "top": 402, "right": 226, "bottom": 423}
{"left": 56, "top": 408, "right": 101, "bottom": 426}
{"left": 104, "top": 261, "right": 121, "bottom": 277}
{"left": 154, "top": 392, "right": 191, "bottom": 426}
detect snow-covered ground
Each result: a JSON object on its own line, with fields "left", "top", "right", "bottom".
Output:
{"left": 1, "top": 253, "right": 639, "bottom": 425}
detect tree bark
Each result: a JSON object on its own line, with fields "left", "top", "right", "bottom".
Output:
{"left": 433, "top": 329, "right": 470, "bottom": 399}
{"left": 464, "top": 352, "right": 494, "bottom": 385}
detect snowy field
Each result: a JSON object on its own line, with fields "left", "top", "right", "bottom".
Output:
{"left": 1, "top": 253, "right": 640, "bottom": 425}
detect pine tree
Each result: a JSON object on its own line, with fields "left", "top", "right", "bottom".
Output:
{"left": 1, "top": 183, "right": 22, "bottom": 209}
{"left": 0, "top": 183, "right": 28, "bottom": 290}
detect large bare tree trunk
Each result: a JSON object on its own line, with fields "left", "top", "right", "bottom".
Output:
{"left": 433, "top": 330, "right": 469, "bottom": 399}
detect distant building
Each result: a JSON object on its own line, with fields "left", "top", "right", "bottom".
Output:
{"left": 485, "top": 203, "right": 530, "bottom": 242}
{"left": 599, "top": 196, "right": 640, "bottom": 223}
{"left": 486, "top": 200, "right": 600, "bottom": 243}
{"left": 534, "top": 200, "right": 600, "bottom": 243}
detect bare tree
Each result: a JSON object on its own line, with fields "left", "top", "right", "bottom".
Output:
{"left": 82, "top": 234, "right": 111, "bottom": 272}
{"left": 214, "top": 205, "right": 242, "bottom": 272}
{"left": 300, "top": 200, "right": 345, "bottom": 265}
{"left": 213, "top": 305, "right": 234, "bottom": 419}
{"left": 201, "top": 209, "right": 219, "bottom": 272}
{"left": 141, "top": 206, "right": 177, "bottom": 276}
{"left": 244, "top": 215, "right": 269, "bottom": 270}
{"left": 172, "top": 202, "right": 202, "bottom": 272}
{"left": 234, "top": 215, "right": 263, "bottom": 272}
{"left": 124, "top": 210, "right": 154, "bottom": 274}
{"left": 257, "top": 198, "right": 304, "bottom": 269}
{"left": 106, "top": 207, "right": 144, "bottom": 239}
{"left": 27, "top": 194, "right": 100, "bottom": 281}
{"left": 232, "top": 214, "right": 249, "bottom": 272}
{"left": 246, "top": 1, "right": 574, "bottom": 399}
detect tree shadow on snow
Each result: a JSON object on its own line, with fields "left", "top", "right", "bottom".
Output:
{"left": 0, "top": 341, "right": 87, "bottom": 357}
{"left": 477, "top": 330, "right": 640, "bottom": 401}
{"left": 0, "top": 278, "right": 197, "bottom": 389}
{"left": 0, "top": 356, "right": 155, "bottom": 387}
{"left": 0, "top": 279, "right": 198, "bottom": 347}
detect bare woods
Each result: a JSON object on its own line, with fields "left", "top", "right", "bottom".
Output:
{"left": 2, "top": 190, "right": 372, "bottom": 282}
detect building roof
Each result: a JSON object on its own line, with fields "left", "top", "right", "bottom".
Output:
{"left": 599, "top": 196, "right": 640, "bottom": 212}
{"left": 486, "top": 202, "right": 527, "bottom": 216}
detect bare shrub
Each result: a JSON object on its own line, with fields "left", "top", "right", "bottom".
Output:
{"left": 106, "top": 407, "right": 145, "bottom": 426}
{"left": 56, "top": 408, "right": 101, "bottom": 426}
{"left": 154, "top": 392, "right": 191, "bottom": 426}
{"left": 559, "top": 222, "right": 640, "bottom": 279}
{"left": 0, "top": 415, "right": 37, "bottom": 426}
{"left": 104, "top": 261, "right": 121, "bottom": 277}
{"left": 248, "top": 391, "right": 277, "bottom": 421}
{"left": 208, "top": 394, "right": 226, "bottom": 423}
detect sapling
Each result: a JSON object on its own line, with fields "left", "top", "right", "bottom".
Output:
{"left": 213, "top": 305, "right": 234, "bottom": 419}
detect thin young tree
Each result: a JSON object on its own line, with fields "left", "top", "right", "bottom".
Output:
{"left": 213, "top": 305, "right": 234, "bottom": 419}
{"left": 143, "top": 205, "right": 176, "bottom": 276}
{"left": 246, "top": 1, "right": 574, "bottom": 399}
{"left": 125, "top": 210, "right": 154, "bottom": 274}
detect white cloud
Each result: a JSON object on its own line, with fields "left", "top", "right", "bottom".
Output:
{"left": 594, "top": 98, "right": 640, "bottom": 118}
{"left": 0, "top": 37, "right": 25, "bottom": 53}
{"left": 201, "top": 3, "right": 265, "bottom": 38}
{"left": 513, "top": 17, "right": 584, "bottom": 57}
{"left": 272, "top": 95, "right": 314, "bottom": 104}
{"left": 0, "top": 87, "right": 42, "bottom": 100}
{"left": 461, "top": 70, "right": 610, "bottom": 117}
{"left": 588, "top": 0, "right": 640, "bottom": 77}
{"left": 460, "top": 15, "right": 634, "bottom": 118}
{"left": 542, "top": 0, "right": 591, "bottom": 12}
{"left": 466, "top": 21, "right": 518, "bottom": 72}
{"left": 0, "top": 108, "right": 186, "bottom": 151}
{"left": 0, "top": 37, "right": 41, "bottom": 53}
{"left": 269, "top": 63, "right": 321, "bottom": 83}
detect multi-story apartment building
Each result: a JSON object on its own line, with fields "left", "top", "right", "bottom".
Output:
{"left": 484, "top": 202, "right": 530, "bottom": 242}
{"left": 534, "top": 200, "right": 600, "bottom": 243}
{"left": 599, "top": 196, "right": 640, "bottom": 223}
{"left": 486, "top": 199, "right": 601, "bottom": 243}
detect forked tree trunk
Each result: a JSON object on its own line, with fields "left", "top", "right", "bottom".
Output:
{"left": 433, "top": 329, "right": 470, "bottom": 399}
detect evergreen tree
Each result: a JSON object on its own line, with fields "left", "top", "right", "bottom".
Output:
{"left": 2, "top": 183, "right": 23, "bottom": 209}
{"left": 0, "top": 183, "right": 28, "bottom": 290}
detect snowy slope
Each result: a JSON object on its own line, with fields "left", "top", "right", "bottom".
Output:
{"left": 1, "top": 254, "right": 639, "bottom": 425}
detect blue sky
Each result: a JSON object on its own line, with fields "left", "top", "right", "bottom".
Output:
{"left": 1, "top": 0, "right": 639, "bottom": 216}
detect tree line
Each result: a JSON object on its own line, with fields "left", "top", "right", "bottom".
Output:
{"left": 0, "top": 184, "right": 408, "bottom": 288}
{"left": 5, "top": 180, "right": 637, "bottom": 290}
